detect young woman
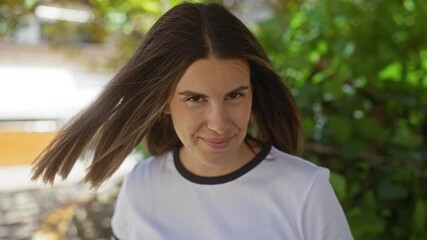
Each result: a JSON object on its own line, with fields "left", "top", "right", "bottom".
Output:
{"left": 32, "top": 2, "right": 353, "bottom": 239}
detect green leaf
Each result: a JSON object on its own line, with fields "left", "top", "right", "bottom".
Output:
{"left": 328, "top": 116, "right": 352, "bottom": 143}
{"left": 348, "top": 182, "right": 361, "bottom": 199}
{"left": 323, "top": 77, "right": 345, "bottom": 99}
{"left": 139, "top": 0, "right": 162, "bottom": 15}
{"left": 348, "top": 207, "right": 385, "bottom": 239}
{"left": 391, "top": 168, "right": 413, "bottom": 183}
{"left": 413, "top": 199, "right": 426, "bottom": 232}
{"left": 392, "top": 122, "right": 424, "bottom": 148}
{"left": 23, "top": 0, "right": 37, "bottom": 10}
{"left": 377, "top": 180, "right": 409, "bottom": 201}
{"left": 354, "top": 118, "right": 384, "bottom": 143}
{"left": 330, "top": 171, "right": 347, "bottom": 201}
{"left": 362, "top": 190, "right": 377, "bottom": 209}
{"left": 379, "top": 62, "right": 402, "bottom": 81}
{"left": 420, "top": 50, "right": 427, "bottom": 70}
{"left": 303, "top": 118, "right": 315, "bottom": 139}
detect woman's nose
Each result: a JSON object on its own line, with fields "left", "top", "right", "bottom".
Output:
{"left": 206, "top": 104, "right": 228, "bottom": 134}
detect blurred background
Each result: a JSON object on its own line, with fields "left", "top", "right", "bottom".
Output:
{"left": 0, "top": 0, "right": 426, "bottom": 239}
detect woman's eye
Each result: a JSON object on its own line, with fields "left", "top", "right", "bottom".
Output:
{"left": 186, "top": 96, "right": 203, "bottom": 102}
{"left": 227, "top": 92, "right": 243, "bottom": 100}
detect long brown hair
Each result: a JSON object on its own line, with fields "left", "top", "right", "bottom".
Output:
{"left": 31, "top": 2, "right": 303, "bottom": 188}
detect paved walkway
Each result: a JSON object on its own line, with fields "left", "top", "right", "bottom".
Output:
{"left": 0, "top": 184, "right": 90, "bottom": 239}
{"left": 0, "top": 157, "right": 137, "bottom": 240}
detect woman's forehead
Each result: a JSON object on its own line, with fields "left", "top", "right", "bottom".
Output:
{"left": 177, "top": 58, "right": 250, "bottom": 87}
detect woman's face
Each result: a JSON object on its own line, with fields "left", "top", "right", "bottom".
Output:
{"left": 168, "top": 58, "right": 253, "bottom": 176}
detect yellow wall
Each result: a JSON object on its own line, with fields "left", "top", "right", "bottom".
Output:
{"left": 0, "top": 132, "right": 57, "bottom": 166}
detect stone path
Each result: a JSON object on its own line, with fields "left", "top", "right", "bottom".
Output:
{"left": 0, "top": 184, "right": 92, "bottom": 240}
{"left": 0, "top": 156, "right": 137, "bottom": 240}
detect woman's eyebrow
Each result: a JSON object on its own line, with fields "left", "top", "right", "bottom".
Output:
{"left": 226, "top": 86, "right": 250, "bottom": 95}
{"left": 177, "top": 90, "right": 208, "bottom": 97}
{"left": 177, "top": 85, "right": 250, "bottom": 97}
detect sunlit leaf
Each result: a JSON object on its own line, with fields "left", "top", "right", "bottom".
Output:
{"left": 379, "top": 62, "right": 402, "bottom": 81}
{"left": 23, "top": 0, "right": 37, "bottom": 10}
{"left": 140, "top": 0, "right": 162, "bottom": 15}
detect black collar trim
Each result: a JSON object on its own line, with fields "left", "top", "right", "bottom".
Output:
{"left": 173, "top": 144, "right": 271, "bottom": 185}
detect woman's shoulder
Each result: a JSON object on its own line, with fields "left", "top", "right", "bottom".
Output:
{"left": 126, "top": 151, "right": 174, "bottom": 182}
{"left": 259, "top": 146, "right": 332, "bottom": 205}
{"left": 263, "top": 146, "right": 330, "bottom": 186}
{"left": 268, "top": 146, "right": 326, "bottom": 171}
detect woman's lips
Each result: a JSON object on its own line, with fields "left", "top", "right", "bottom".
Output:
{"left": 200, "top": 137, "right": 232, "bottom": 149}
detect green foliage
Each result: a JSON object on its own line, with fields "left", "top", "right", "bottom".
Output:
{"left": 256, "top": 0, "right": 427, "bottom": 239}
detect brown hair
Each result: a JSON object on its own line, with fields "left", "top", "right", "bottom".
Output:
{"left": 31, "top": 2, "right": 303, "bottom": 188}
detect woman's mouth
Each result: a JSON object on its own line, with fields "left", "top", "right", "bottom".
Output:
{"left": 200, "top": 137, "right": 233, "bottom": 150}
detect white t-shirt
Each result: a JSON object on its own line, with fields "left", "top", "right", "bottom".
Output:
{"left": 112, "top": 145, "right": 353, "bottom": 239}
